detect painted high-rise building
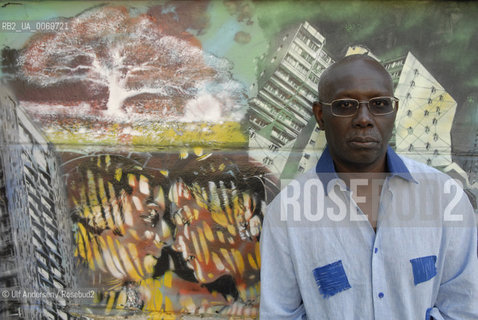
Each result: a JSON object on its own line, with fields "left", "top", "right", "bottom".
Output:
{"left": 0, "top": 125, "right": 20, "bottom": 318}
{"left": 248, "top": 21, "right": 334, "bottom": 177}
{"left": 386, "top": 52, "right": 457, "bottom": 167}
{"left": 0, "top": 87, "right": 75, "bottom": 319}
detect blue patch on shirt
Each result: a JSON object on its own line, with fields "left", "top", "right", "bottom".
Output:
{"left": 313, "top": 260, "right": 351, "bottom": 298}
{"left": 410, "top": 255, "right": 437, "bottom": 285}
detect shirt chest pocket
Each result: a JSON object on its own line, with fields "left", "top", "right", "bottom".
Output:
{"left": 312, "top": 260, "right": 352, "bottom": 298}
{"left": 410, "top": 255, "right": 438, "bottom": 285}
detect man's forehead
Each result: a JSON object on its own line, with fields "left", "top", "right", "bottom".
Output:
{"left": 319, "top": 56, "right": 393, "bottom": 99}
{"left": 329, "top": 57, "right": 388, "bottom": 80}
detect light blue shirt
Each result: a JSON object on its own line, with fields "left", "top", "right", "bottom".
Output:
{"left": 260, "top": 146, "right": 478, "bottom": 319}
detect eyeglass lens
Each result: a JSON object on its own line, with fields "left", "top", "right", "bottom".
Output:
{"left": 331, "top": 97, "right": 395, "bottom": 116}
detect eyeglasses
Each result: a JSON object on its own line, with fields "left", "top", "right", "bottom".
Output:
{"left": 320, "top": 96, "right": 398, "bottom": 117}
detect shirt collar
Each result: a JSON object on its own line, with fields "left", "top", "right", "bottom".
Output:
{"left": 385, "top": 145, "right": 417, "bottom": 183}
{"left": 316, "top": 145, "right": 417, "bottom": 194}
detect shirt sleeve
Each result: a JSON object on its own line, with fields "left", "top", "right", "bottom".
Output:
{"left": 433, "top": 191, "right": 478, "bottom": 319}
{"left": 260, "top": 195, "right": 306, "bottom": 320}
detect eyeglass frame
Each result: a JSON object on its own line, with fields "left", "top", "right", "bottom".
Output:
{"left": 318, "top": 96, "right": 399, "bottom": 117}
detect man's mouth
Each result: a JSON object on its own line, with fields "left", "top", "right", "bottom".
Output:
{"left": 347, "top": 137, "right": 380, "bottom": 148}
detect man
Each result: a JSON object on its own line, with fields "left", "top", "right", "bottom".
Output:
{"left": 260, "top": 54, "right": 478, "bottom": 319}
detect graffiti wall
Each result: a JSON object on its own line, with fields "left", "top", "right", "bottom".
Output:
{"left": 0, "top": 1, "right": 477, "bottom": 319}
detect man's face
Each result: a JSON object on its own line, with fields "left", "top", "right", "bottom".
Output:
{"left": 314, "top": 59, "right": 397, "bottom": 172}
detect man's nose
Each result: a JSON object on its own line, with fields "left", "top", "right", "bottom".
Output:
{"left": 352, "top": 101, "right": 374, "bottom": 127}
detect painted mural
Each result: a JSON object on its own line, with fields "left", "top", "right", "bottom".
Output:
{"left": 62, "top": 150, "right": 273, "bottom": 317}
{"left": 0, "top": 1, "right": 478, "bottom": 319}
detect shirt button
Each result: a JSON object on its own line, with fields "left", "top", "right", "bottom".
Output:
{"left": 374, "top": 248, "right": 378, "bottom": 254}
{"left": 378, "top": 292, "right": 384, "bottom": 299}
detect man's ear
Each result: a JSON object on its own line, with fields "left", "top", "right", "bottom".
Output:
{"left": 313, "top": 101, "right": 325, "bottom": 130}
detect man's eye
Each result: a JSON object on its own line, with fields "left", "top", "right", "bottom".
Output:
{"left": 336, "top": 100, "right": 355, "bottom": 108}
{"left": 370, "top": 98, "right": 390, "bottom": 108}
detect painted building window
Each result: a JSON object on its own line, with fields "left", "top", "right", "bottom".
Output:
{"left": 300, "top": 51, "right": 314, "bottom": 64}
{"left": 308, "top": 41, "right": 319, "bottom": 51}
{"left": 269, "top": 144, "right": 279, "bottom": 152}
{"left": 263, "top": 157, "right": 274, "bottom": 165}
{"left": 296, "top": 30, "right": 309, "bottom": 44}
{"left": 291, "top": 42, "right": 302, "bottom": 55}
{"left": 308, "top": 73, "right": 320, "bottom": 84}
{"left": 285, "top": 54, "right": 298, "bottom": 67}
{"left": 290, "top": 122, "right": 301, "bottom": 131}
{"left": 296, "top": 62, "right": 308, "bottom": 75}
